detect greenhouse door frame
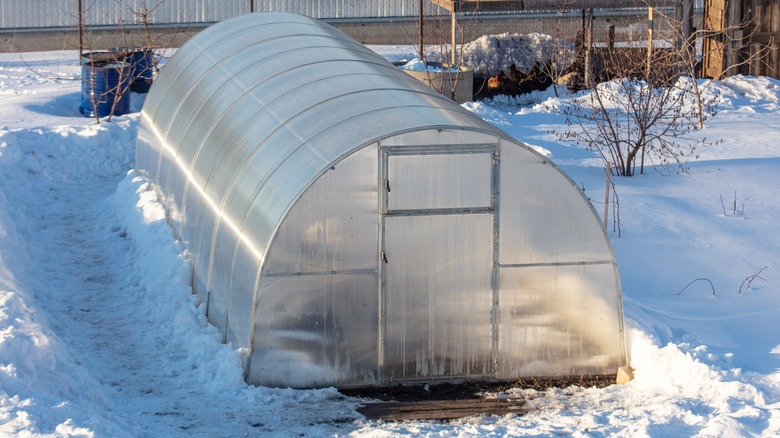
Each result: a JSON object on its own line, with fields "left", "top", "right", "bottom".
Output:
{"left": 378, "top": 143, "right": 500, "bottom": 383}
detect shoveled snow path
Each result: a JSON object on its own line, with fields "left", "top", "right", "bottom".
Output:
{"left": 0, "top": 119, "right": 361, "bottom": 436}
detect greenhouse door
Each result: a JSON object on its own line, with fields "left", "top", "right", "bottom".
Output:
{"left": 380, "top": 146, "right": 498, "bottom": 382}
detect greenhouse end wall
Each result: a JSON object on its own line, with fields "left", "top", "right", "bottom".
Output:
{"left": 135, "top": 12, "right": 627, "bottom": 389}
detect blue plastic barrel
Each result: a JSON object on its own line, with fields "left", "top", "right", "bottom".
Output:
{"left": 80, "top": 52, "right": 125, "bottom": 116}
{"left": 81, "top": 61, "right": 131, "bottom": 118}
{"left": 128, "top": 49, "right": 154, "bottom": 93}
{"left": 113, "top": 47, "right": 154, "bottom": 93}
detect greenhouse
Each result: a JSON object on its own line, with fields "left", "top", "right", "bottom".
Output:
{"left": 136, "top": 12, "right": 627, "bottom": 388}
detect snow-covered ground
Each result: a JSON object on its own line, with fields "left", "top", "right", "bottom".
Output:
{"left": 1, "top": 46, "right": 779, "bottom": 437}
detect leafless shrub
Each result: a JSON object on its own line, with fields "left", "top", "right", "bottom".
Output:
{"left": 738, "top": 267, "right": 768, "bottom": 294}
{"left": 719, "top": 190, "right": 745, "bottom": 217}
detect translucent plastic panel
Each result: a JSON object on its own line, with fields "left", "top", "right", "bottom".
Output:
{"left": 224, "top": 242, "right": 262, "bottom": 351}
{"left": 184, "top": 59, "right": 401, "bottom": 198}
{"left": 164, "top": 37, "right": 371, "bottom": 165}
{"left": 387, "top": 152, "right": 493, "bottom": 211}
{"left": 383, "top": 214, "right": 494, "bottom": 381}
{"left": 143, "top": 16, "right": 335, "bottom": 117}
{"left": 497, "top": 264, "right": 625, "bottom": 378}
{"left": 179, "top": 180, "right": 203, "bottom": 246}
{"left": 264, "top": 145, "right": 379, "bottom": 274}
{"left": 242, "top": 107, "right": 489, "bottom": 255}
{"left": 222, "top": 89, "right": 447, "bottom": 238}
{"left": 208, "top": 221, "right": 239, "bottom": 335}
{"left": 203, "top": 67, "right": 418, "bottom": 203}
{"left": 248, "top": 274, "right": 379, "bottom": 388}
{"left": 193, "top": 207, "right": 219, "bottom": 316}
{"left": 499, "top": 140, "right": 613, "bottom": 264}
{"left": 134, "top": 114, "right": 158, "bottom": 180}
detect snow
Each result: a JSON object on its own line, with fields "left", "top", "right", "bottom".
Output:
{"left": 459, "top": 33, "right": 574, "bottom": 77}
{"left": 1, "top": 43, "right": 780, "bottom": 437}
{"left": 398, "top": 58, "right": 460, "bottom": 72}
{"left": 374, "top": 33, "right": 573, "bottom": 77}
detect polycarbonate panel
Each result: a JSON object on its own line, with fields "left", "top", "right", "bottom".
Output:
{"left": 497, "top": 264, "right": 624, "bottom": 378}
{"left": 171, "top": 49, "right": 392, "bottom": 172}
{"left": 242, "top": 106, "right": 486, "bottom": 256}
{"left": 161, "top": 34, "right": 374, "bottom": 156}
{"left": 249, "top": 273, "right": 379, "bottom": 388}
{"left": 383, "top": 214, "right": 494, "bottom": 381}
{"left": 264, "top": 145, "right": 379, "bottom": 274}
{"left": 224, "top": 242, "right": 262, "bottom": 351}
{"left": 220, "top": 89, "right": 452, "bottom": 234}
{"left": 387, "top": 152, "right": 493, "bottom": 211}
{"left": 192, "top": 206, "right": 219, "bottom": 313}
{"left": 499, "top": 140, "right": 613, "bottom": 264}
{"left": 144, "top": 17, "right": 337, "bottom": 123}
{"left": 207, "top": 219, "right": 239, "bottom": 335}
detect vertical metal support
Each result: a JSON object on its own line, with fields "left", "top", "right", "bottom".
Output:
{"left": 490, "top": 144, "right": 501, "bottom": 376}
{"left": 376, "top": 147, "right": 388, "bottom": 383}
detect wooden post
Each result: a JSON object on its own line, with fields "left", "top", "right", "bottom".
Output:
{"left": 451, "top": 5, "right": 457, "bottom": 65}
{"left": 608, "top": 25, "right": 615, "bottom": 53}
{"left": 675, "top": 1, "right": 684, "bottom": 51}
{"left": 78, "top": 0, "right": 84, "bottom": 55}
{"left": 726, "top": 0, "right": 743, "bottom": 76}
{"left": 647, "top": 7, "right": 654, "bottom": 79}
{"left": 419, "top": 0, "right": 425, "bottom": 61}
{"left": 682, "top": 0, "right": 694, "bottom": 41}
{"left": 585, "top": 9, "right": 593, "bottom": 86}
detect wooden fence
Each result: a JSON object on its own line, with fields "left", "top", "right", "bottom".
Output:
{"left": 703, "top": 0, "right": 780, "bottom": 79}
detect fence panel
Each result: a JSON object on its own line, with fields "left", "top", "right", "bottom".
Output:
{"left": 1, "top": 0, "right": 443, "bottom": 28}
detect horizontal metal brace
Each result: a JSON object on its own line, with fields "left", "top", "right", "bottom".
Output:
{"left": 381, "top": 144, "right": 498, "bottom": 156}
{"left": 499, "top": 260, "right": 616, "bottom": 269}
{"left": 265, "top": 268, "right": 378, "bottom": 278}
{"left": 385, "top": 206, "right": 493, "bottom": 217}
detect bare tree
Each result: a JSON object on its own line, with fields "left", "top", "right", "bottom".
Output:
{"left": 414, "top": 3, "right": 471, "bottom": 102}
{"left": 646, "top": 7, "right": 768, "bottom": 131}
{"left": 556, "top": 5, "right": 740, "bottom": 177}
{"left": 558, "top": 47, "right": 707, "bottom": 177}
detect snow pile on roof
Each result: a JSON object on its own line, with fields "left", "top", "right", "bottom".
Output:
{"left": 399, "top": 58, "right": 460, "bottom": 72}
{"left": 460, "top": 32, "right": 575, "bottom": 77}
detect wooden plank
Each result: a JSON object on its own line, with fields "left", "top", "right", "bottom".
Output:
{"left": 751, "top": 32, "right": 780, "bottom": 43}
{"left": 702, "top": 0, "right": 727, "bottom": 78}
{"left": 357, "top": 398, "right": 527, "bottom": 421}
